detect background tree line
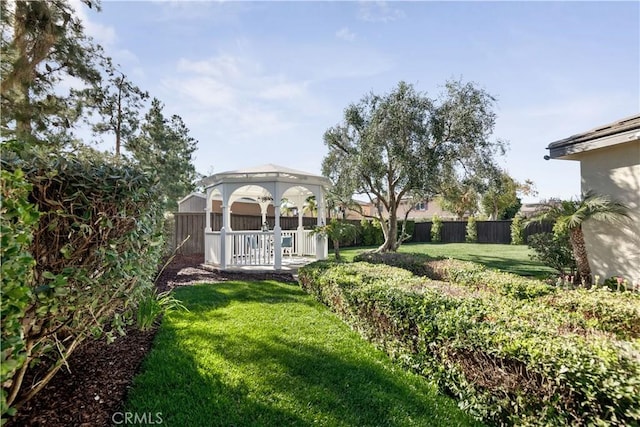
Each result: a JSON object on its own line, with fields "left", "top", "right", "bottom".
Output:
{"left": 1, "top": 0, "right": 199, "bottom": 210}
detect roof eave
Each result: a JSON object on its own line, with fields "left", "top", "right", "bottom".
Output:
{"left": 547, "top": 128, "right": 640, "bottom": 160}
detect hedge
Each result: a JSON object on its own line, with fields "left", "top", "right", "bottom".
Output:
{"left": 298, "top": 260, "right": 640, "bottom": 426}
{"left": 355, "top": 252, "right": 640, "bottom": 339}
{"left": 0, "top": 147, "right": 165, "bottom": 417}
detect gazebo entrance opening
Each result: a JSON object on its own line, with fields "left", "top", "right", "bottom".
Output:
{"left": 203, "top": 165, "right": 331, "bottom": 270}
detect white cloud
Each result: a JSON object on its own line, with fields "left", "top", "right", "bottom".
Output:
{"left": 357, "top": 1, "right": 405, "bottom": 23}
{"left": 259, "top": 82, "right": 307, "bottom": 100}
{"left": 164, "top": 54, "right": 318, "bottom": 142}
{"left": 69, "top": 0, "right": 117, "bottom": 46}
{"left": 336, "top": 27, "right": 356, "bottom": 42}
{"left": 68, "top": 0, "right": 142, "bottom": 73}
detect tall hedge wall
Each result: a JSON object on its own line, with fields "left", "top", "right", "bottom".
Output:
{"left": 1, "top": 148, "right": 165, "bottom": 417}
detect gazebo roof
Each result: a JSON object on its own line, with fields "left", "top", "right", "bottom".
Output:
{"left": 204, "top": 164, "right": 331, "bottom": 193}
{"left": 203, "top": 163, "right": 331, "bottom": 201}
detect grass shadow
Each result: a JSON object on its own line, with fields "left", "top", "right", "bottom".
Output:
{"left": 126, "top": 281, "right": 481, "bottom": 426}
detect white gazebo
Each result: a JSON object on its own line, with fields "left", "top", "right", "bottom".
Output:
{"left": 203, "top": 164, "right": 331, "bottom": 270}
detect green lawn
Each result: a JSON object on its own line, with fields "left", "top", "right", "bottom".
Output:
{"left": 339, "top": 243, "right": 554, "bottom": 277}
{"left": 125, "top": 280, "right": 481, "bottom": 426}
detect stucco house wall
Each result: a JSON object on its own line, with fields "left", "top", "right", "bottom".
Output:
{"left": 547, "top": 114, "right": 640, "bottom": 285}
{"left": 578, "top": 141, "right": 640, "bottom": 284}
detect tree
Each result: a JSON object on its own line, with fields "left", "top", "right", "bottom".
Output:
{"left": 312, "top": 219, "right": 357, "bottom": 261}
{"left": 481, "top": 171, "right": 536, "bottom": 220}
{"left": 85, "top": 64, "right": 149, "bottom": 156}
{"left": 323, "top": 80, "right": 506, "bottom": 252}
{"left": 1, "top": 0, "right": 106, "bottom": 147}
{"left": 526, "top": 192, "right": 628, "bottom": 285}
{"left": 437, "top": 184, "right": 479, "bottom": 220}
{"left": 129, "top": 98, "right": 198, "bottom": 211}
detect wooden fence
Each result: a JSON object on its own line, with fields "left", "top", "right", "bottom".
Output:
{"left": 172, "top": 213, "right": 553, "bottom": 255}
{"left": 413, "top": 220, "right": 552, "bottom": 244}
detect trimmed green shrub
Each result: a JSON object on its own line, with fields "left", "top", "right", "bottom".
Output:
{"left": 510, "top": 214, "right": 524, "bottom": 245}
{"left": 355, "top": 252, "right": 439, "bottom": 277}
{"left": 540, "top": 287, "right": 640, "bottom": 340}
{"left": 356, "top": 252, "right": 554, "bottom": 300}
{"left": 465, "top": 216, "right": 477, "bottom": 243}
{"left": 299, "top": 261, "right": 640, "bottom": 426}
{"left": 431, "top": 215, "right": 442, "bottom": 242}
{"left": 1, "top": 148, "right": 165, "bottom": 414}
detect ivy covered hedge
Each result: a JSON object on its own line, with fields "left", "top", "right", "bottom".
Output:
{"left": 298, "top": 258, "right": 640, "bottom": 426}
{"left": 355, "top": 252, "right": 640, "bottom": 339}
{"left": 0, "top": 148, "right": 165, "bottom": 417}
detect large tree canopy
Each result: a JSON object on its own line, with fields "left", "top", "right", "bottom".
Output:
{"left": 322, "top": 80, "right": 506, "bottom": 251}
{"left": 1, "top": 0, "right": 106, "bottom": 147}
{"left": 128, "top": 98, "right": 198, "bottom": 211}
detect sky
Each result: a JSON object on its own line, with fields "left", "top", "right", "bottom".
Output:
{"left": 76, "top": 0, "right": 639, "bottom": 203}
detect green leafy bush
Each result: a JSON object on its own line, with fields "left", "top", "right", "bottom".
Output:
{"left": 510, "top": 214, "right": 524, "bottom": 245}
{"left": 356, "top": 252, "right": 554, "bottom": 300}
{"left": 527, "top": 232, "right": 576, "bottom": 276}
{"left": 465, "top": 216, "right": 477, "bottom": 243}
{"left": 360, "top": 218, "right": 384, "bottom": 246}
{"left": 0, "top": 169, "right": 40, "bottom": 418}
{"left": 540, "top": 287, "right": 640, "bottom": 340}
{"left": 299, "top": 261, "right": 640, "bottom": 426}
{"left": 431, "top": 215, "right": 442, "bottom": 242}
{"left": 355, "top": 252, "right": 439, "bottom": 277}
{"left": 1, "top": 148, "right": 165, "bottom": 414}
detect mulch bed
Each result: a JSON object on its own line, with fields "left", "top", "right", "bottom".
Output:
{"left": 7, "top": 254, "right": 295, "bottom": 427}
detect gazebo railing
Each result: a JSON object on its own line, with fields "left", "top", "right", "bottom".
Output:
{"left": 205, "top": 229, "right": 318, "bottom": 267}
{"left": 229, "top": 231, "right": 274, "bottom": 266}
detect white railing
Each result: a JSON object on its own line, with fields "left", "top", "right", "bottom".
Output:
{"left": 205, "top": 229, "right": 319, "bottom": 267}
{"left": 299, "top": 230, "right": 316, "bottom": 256}
{"left": 228, "top": 231, "right": 274, "bottom": 266}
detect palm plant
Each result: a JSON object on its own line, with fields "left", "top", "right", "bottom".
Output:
{"left": 312, "top": 219, "right": 357, "bottom": 261}
{"left": 527, "top": 192, "right": 628, "bottom": 285}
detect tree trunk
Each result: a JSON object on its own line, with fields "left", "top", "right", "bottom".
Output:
{"left": 333, "top": 238, "right": 341, "bottom": 260}
{"left": 569, "top": 227, "right": 592, "bottom": 286}
{"left": 377, "top": 202, "right": 399, "bottom": 252}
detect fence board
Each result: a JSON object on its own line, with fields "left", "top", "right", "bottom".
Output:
{"left": 477, "top": 221, "right": 511, "bottom": 244}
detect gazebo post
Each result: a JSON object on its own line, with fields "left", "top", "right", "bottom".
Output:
{"left": 274, "top": 184, "right": 283, "bottom": 269}
{"left": 288, "top": 194, "right": 307, "bottom": 256}
{"left": 220, "top": 187, "right": 232, "bottom": 269}
{"left": 297, "top": 208, "right": 304, "bottom": 255}
{"left": 205, "top": 188, "right": 211, "bottom": 232}
{"left": 273, "top": 213, "right": 282, "bottom": 269}
{"left": 316, "top": 191, "right": 327, "bottom": 260}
